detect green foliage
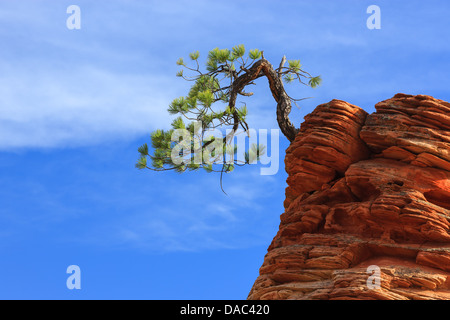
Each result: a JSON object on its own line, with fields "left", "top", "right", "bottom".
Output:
{"left": 284, "top": 74, "right": 294, "bottom": 83}
{"left": 206, "top": 59, "right": 218, "bottom": 72}
{"left": 137, "top": 44, "right": 322, "bottom": 190}
{"left": 244, "top": 143, "right": 266, "bottom": 164}
{"left": 171, "top": 116, "right": 185, "bottom": 130}
{"left": 231, "top": 44, "right": 245, "bottom": 59}
{"left": 135, "top": 156, "right": 147, "bottom": 169}
{"left": 207, "top": 47, "right": 231, "bottom": 64}
{"left": 168, "top": 97, "right": 188, "bottom": 114}
{"left": 248, "top": 49, "right": 261, "bottom": 60}
{"left": 197, "top": 90, "right": 214, "bottom": 107}
{"left": 309, "top": 76, "right": 322, "bottom": 88}
{"left": 176, "top": 57, "right": 184, "bottom": 66}
{"left": 237, "top": 105, "right": 248, "bottom": 121}
{"left": 189, "top": 51, "right": 200, "bottom": 60}
{"left": 138, "top": 143, "right": 149, "bottom": 156}
{"left": 288, "top": 60, "right": 302, "bottom": 72}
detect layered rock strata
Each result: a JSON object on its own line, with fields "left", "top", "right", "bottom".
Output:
{"left": 248, "top": 94, "right": 450, "bottom": 300}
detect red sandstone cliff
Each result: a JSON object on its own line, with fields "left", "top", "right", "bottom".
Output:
{"left": 248, "top": 94, "right": 450, "bottom": 300}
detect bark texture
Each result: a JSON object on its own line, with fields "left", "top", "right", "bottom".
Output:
{"left": 229, "top": 58, "right": 298, "bottom": 142}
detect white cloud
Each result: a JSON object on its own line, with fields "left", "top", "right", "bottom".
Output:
{"left": 0, "top": 63, "right": 177, "bottom": 149}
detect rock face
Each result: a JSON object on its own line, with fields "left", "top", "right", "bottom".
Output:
{"left": 248, "top": 94, "right": 450, "bottom": 300}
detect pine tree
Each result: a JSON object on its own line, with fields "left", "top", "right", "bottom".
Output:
{"left": 136, "top": 45, "right": 321, "bottom": 190}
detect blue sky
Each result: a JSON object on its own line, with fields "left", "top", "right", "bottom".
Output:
{"left": 0, "top": 0, "right": 449, "bottom": 299}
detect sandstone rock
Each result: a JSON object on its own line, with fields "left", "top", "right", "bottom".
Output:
{"left": 284, "top": 99, "right": 370, "bottom": 209}
{"left": 248, "top": 94, "right": 450, "bottom": 300}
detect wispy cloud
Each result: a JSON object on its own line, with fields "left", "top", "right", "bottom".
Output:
{"left": 0, "top": 63, "right": 176, "bottom": 149}
{"left": 1, "top": 0, "right": 449, "bottom": 253}
{"left": 64, "top": 164, "right": 286, "bottom": 253}
{"left": 2, "top": 0, "right": 449, "bottom": 151}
